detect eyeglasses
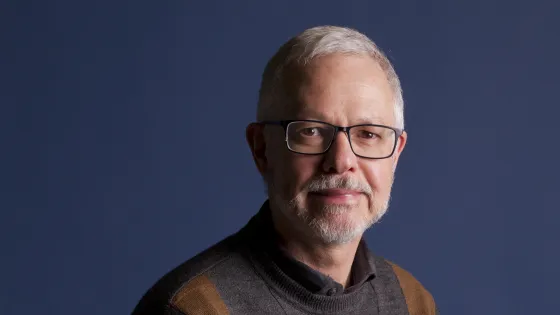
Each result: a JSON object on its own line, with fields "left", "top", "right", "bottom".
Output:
{"left": 260, "top": 120, "right": 403, "bottom": 159}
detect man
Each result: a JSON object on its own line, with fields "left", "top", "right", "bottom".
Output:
{"left": 132, "top": 25, "right": 438, "bottom": 315}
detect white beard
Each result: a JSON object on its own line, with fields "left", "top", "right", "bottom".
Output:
{"left": 266, "top": 173, "right": 392, "bottom": 245}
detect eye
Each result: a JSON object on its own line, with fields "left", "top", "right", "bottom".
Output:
{"left": 358, "top": 130, "right": 378, "bottom": 139}
{"left": 300, "top": 127, "right": 320, "bottom": 136}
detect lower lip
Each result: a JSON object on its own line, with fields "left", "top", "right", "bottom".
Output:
{"left": 309, "top": 192, "right": 360, "bottom": 203}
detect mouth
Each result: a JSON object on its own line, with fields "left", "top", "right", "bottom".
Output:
{"left": 309, "top": 189, "right": 362, "bottom": 203}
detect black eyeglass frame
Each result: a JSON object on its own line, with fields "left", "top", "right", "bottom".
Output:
{"left": 260, "top": 119, "right": 404, "bottom": 160}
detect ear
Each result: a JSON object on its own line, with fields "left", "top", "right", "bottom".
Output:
{"left": 246, "top": 123, "right": 268, "bottom": 175}
{"left": 392, "top": 130, "right": 408, "bottom": 170}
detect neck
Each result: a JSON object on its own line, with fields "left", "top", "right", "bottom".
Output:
{"left": 271, "top": 208, "right": 362, "bottom": 288}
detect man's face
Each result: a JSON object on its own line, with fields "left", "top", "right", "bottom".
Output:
{"left": 261, "top": 54, "right": 406, "bottom": 245}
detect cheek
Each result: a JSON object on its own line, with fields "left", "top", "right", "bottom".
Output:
{"left": 362, "top": 161, "right": 394, "bottom": 194}
{"left": 269, "top": 152, "right": 319, "bottom": 197}
{"left": 290, "top": 156, "right": 320, "bottom": 189}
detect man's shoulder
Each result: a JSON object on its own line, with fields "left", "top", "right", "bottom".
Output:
{"left": 131, "top": 232, "right": 249, "bottom": 315}
{"left": 381, "top": 258, "right": 438, "bottom": 315}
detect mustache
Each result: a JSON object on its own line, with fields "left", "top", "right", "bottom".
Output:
{"left": 304, "top": 175, "right": 372, "bottom": 196}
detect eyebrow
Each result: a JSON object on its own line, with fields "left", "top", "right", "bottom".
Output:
{"left": 353, "top": 117, "right": 388, "bottom": 125}
{"left": 298, "top": 111, "right": 388, "bottom": 126}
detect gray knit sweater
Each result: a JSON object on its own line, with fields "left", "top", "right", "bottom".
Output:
{"left": 132, "top": 203, "right": 438, "bottom": 315}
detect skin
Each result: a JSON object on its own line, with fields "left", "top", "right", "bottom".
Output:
{"left": 246, "top": 53, "right": 407, "bottom": 288}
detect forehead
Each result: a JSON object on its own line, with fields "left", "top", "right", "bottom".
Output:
{"left": 283, "top": 54, "right": 395, "bottom": 126}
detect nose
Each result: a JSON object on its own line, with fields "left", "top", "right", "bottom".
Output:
{"left": 322, "top": 131, "right": 358, "bottom": 174}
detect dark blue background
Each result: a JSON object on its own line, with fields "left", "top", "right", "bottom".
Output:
{"left": 2, "top": 1, "right": 559, "bottom": 314}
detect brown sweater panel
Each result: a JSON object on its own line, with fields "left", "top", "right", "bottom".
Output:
{"left": 171, "top": 275, "right": 229, "bottom": 315}
{"left": 388, "top": 261, "right": 437, "bottom": 315}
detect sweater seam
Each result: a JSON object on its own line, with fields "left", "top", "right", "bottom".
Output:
{"left": 386, "top": 261, "right": 411, "bottom": 314}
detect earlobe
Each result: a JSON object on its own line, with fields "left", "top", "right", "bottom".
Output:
{"left": 246, "top": 123, "right": 268, "bottom": 175}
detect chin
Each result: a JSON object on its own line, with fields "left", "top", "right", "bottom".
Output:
{"left": 300, "top": 207, "right": 372, "bottom": 244}
{"left": 311, "top": 222, "right": 367, "bottom": 245}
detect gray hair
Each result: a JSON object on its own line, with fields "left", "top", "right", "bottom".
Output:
{"left": 257, "top": 25, "right": 404, "bottom": 129}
